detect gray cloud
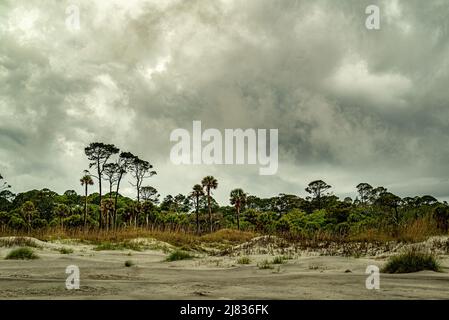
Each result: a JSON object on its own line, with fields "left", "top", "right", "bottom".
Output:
{"left": 1, "top": 0, "right": 449, "bottom": 204}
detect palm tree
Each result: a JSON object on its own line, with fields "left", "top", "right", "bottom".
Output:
{"left": 80, "top": 171, "right": 94, "bottom": 228}
{"left": 201, "top": 176, "right": 218, "bottom": 233}
{"left": 101, "top": 198, "right": 115, "bottom": 231}
{"left": 230, "top": 188, "right": 247, "bottom": 230}
{"left": 21, "top": 201, "right": 36, "bottom": 234}
{"left": 54, "top": 203, "right": 70, "bottom": 230}
{"left": 190, "top": 184, "right": 204, "bottom": 234}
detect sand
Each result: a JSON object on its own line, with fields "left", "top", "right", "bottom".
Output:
{"left": 0, "top": 237, "right": 449, "bottom": 300}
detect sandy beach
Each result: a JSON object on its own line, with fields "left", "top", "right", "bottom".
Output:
{"left": 1, "top": 237, "right": 449, "bottom": 300}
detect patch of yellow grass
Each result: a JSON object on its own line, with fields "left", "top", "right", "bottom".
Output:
{"left": 0, "top": 227, "right": 258, "bottom": 250}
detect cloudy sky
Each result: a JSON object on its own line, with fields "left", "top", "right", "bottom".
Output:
{"left": 1, "top": 0, "right": 449, "bottom": 204}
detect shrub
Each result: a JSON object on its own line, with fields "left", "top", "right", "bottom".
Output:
{"left": 257, "top": 259, "right": 273, "bottom": 269}
{"left": 94, "top": 241, "right": 143, "bottom": 251}
{"left": 64, "top": 214, "right": 84, "bottom": 228}
{"left": 31, "top": 218, "right": 48, "bottom": 229}
{"left": 59, "top": 247, "right": 73, "bottom": 254}
{"left": 237, "top": 256, "right": 251, "bottom": 264}
{"left": 94, "top": 242, "right": 123, "bottom": 251}
{"left": 5, "top": 247, "right": 38, "bottom": 260}
{"left": 272, "top": 256, "right": 286, "bottom": 264}
{"left": 166, "top": 249, "right": 193, "bottom": 261}
{"left": 382, "top": 249, "right": 440, "bottom": 273}
{"left": 7, "top": 216, "right": 27, "bottom": 230}
{"left": 0, "top": 237, "right": 41, "bottom": 248}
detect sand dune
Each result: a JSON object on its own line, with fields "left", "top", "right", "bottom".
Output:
{"left": 0, "top": 237, "right": 448, "bottom": 299}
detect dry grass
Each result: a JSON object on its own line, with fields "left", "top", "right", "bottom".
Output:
{"left": 0, "top": 237, "right": 42, "bottom": 248}
{"left": 0, "top": 220, "right": 442, "bottom": 257}
{"left": 350, "top": 218, "right": 439, "bottom": 243}
{"left": 0, "top": 227, "right": 257, "bottom": 251}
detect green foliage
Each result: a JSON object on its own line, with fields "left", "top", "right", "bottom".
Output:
{"left": 64, "top": 214, "right": 84, "bottom": 228}
{"left": 31, "top": 218, "right": 48, "bottom": 229}
{"left": 5, "top": 247, "right": 38, "bottom": 260}
{"left": 382, "top": 249, "right": 440, "bottom": 273}
{"left": 58, "top": 247, "right": 74, "bottom": 254}
{"left": 94, "top": 241, "right": 143, "bottom": 251}
{"left": 165, "top": 249, "right": 193, "bottom": 261}
{"left": 237, "top": 256, "right": 251, "bottom": 264}
{"left": 272, "top": 256, "right": 287, "bottom": 264}
{"left": 257, "top": 260, "right": 274, "bottom": 269}
{"left": 7, "top": 215, "right": 27, "bottom": 230}
{"left": 0, "top": 170, "right": 448, "bottom": 241}
{"left": 0, "top": 237, "right": 41, "bottom": 248}
{"left": 256, "top": 211, "right": 277, "bottom": 233}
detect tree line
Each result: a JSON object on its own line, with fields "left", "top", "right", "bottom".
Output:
{"left": 0, "top": 142, "right": 449, "bottom": 237}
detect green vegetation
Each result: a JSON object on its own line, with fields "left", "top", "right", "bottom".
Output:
{"left": 0, "top": 142, "right": 448, "bottom": 244}
{"left": 272, "top": 256, "right": 287, "bottom": 264}
{"left": 0, "top": 237, "right": 41, "bottom": 248}
{"left": 257, "top": 259, "right": 274, "bottom": 269}
{"left": 5, "top": 247, "right": 38, "bottom": 260}
{"left": 166, "top": 249, "right": 194, "bottom": 261}
{"left": 382, "top": 249, "right": 440, "bottom": 273}
{"left": 94, "top": 241, "right": 143, "bottom": 251}
{"left": 237, "top": 256, "right": 251, "bottom": 264}
{"left": 58, "top": 247, "right": 73, "bottom": 254}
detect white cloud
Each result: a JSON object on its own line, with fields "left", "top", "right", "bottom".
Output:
{"left": 327, "top": 59, "right": 412, "bottom": 108}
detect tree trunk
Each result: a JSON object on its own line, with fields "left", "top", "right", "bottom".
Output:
{"left": 108, "top": 184, "right": 113, "bottom": 230}
{"left": 97, "top": 163, "right": 102, "bottom": 229}
{"left": 84, "top": 184, "right": 88, "bottom": 228}
{"left": 196, "top": 195, "right": 200, "bottom": 235}
{"left": 237, "top": 205, "right": 240, "bottom": 230}
{"left": 114, "top": 175, "right": 122, "bottom": 231}
{"left": 208, "top": 189, "right": 212, "bottom": 233}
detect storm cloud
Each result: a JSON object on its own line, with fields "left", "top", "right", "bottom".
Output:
{"left": 1, "top": 0, "right": 449, "bottom": 203}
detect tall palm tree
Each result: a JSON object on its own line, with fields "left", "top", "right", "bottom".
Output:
{"left": 201, "top": 176, "right": 218, "bottom": 233}
{"left": 80, "top": 171, "right": 94, "bottom": 228}
{"left": 190, "top": 184, "right": 204, "bottom": 234}
{"left": 230, "top": 189, "right": 247, "bottom": 230}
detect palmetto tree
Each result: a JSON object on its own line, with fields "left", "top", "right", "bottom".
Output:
{"left": 21, "top": 201, "right": 37, "bottom": 234}
{"left": 101, "top": 198, "right": 115, "bottom": 231}
{"left": 80, "top": 171, "right": 94, "bottom": 227}
{"left": 190, "top": 184, "right": 204, "bottom": 234}
{"left": 201, "top": 176, "right": 218, "bottom": 233}
{"left": 230, "top": 188, "right": 247, "bottom": 230}
{"left": 54, "top": 203, "right": 70, "bottom": 230}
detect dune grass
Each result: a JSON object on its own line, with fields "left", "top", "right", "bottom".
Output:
{"left": 237, "top": 256, "right": 251, "bottom": 264}
{"left": 58, "top": 247, "right": 74, "bottom": 254}
{"left": 0, "top": 237, "right": 42, "bottom": 248}
{"left": 5, "top": 247, "right": 39, "bottom": 260}
{"left": 166, "top": 249, "right": 194, "bottom": 261}
{"left": 5, "top": 228, "right": 256, "bottom": 252}
{"left": 382, "top": 249, "right": 440, "bottom": 273}
{"left": 257, "top": 259, "right": 274, "bottom": 269}
{"left": 272, "top": 256, "right": 287, "bottom": 264}
{"left": 93, "top": 241, "right": 144, "bottom": 251}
